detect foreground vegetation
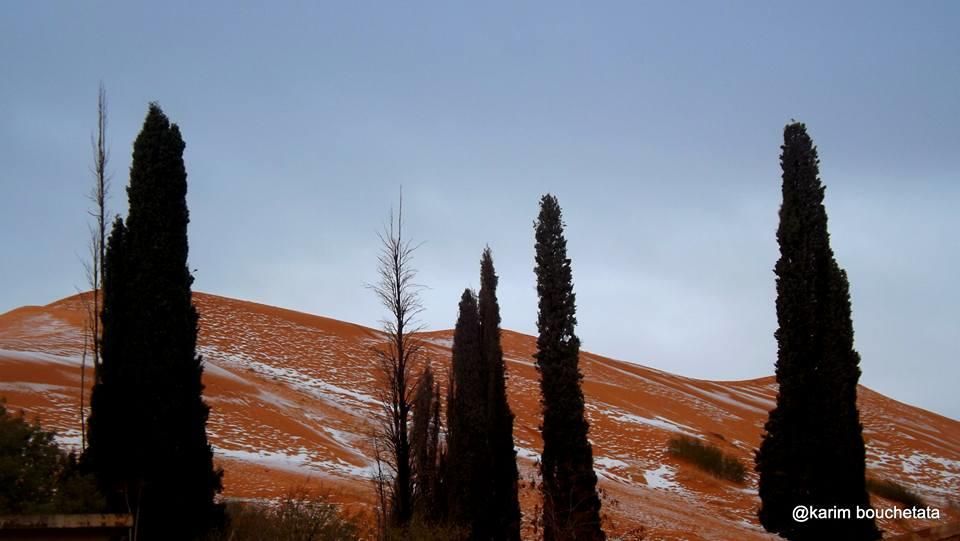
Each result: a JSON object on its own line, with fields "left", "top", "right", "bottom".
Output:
{"left": 667, "top": 436, "right": 746, "bottom": 483}
{"left": 865, "top": 477, "right": 927, "bottom": 508}
{"left": 212, "top": 489, "right": 473, "bottom": 541}
{"left": 0, "top": 401, "right": 104, "bottom": 514}
{"left": 212, "top": 489, "right": 362, "bottom": 541}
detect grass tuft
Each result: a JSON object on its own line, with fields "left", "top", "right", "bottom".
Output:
{"left": 866, "top": 477, "right": 926, "bottom": 508}
{"left": 667, "top": 436, "right": 746, "bottom": 483}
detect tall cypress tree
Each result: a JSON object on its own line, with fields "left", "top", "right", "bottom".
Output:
{"left": 86, "top": 217, "right": 131, "bottom": 504}
{"left": 533, "top": 194, "right": 604, "bottom": 541}
{"left": 411, "top": 364, "right": 442, "bottom": 520}
{"left": 445, "top": 289, "right": 488, "bottom": 535}
{"left": 428, "top": 378, "right": 444, "bottom": 520}
{"left": 756, "top": 122, "right": 879, "bottom": 541}
{"left": 478, "top": 247, "right": 522, "bottom": 541}
{"left": 86, "top": 104, "right": 222, "bottom": 539}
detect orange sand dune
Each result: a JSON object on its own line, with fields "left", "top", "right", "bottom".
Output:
{"left": 1, "top": 292, "right": 957, "bottom": 539}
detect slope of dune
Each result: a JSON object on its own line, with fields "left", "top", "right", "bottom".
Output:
{"left": 0, "top": 292, "right": 957, "bottom": 539}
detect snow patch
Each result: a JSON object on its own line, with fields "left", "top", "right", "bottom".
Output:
{"left": 0, "top": 382, "right": 69, "bottom": 394}
{"left": 0, "top": 348, "right": 82, "bottom": 366}
{"left": 216, "top": 446, "right": 376, "bottom": 480}
{"left": 595, "top": 456, "right": 630, "bottom": 470}
{"left": 217, "top": 447, "right": 314, "bottom": 473}
{"left": 201, "top": 358, "right": 249, "bottom": 384}
{"left": 320, "top": 457, "right": 379, "bottom": 478}
{"left": 247, "top": 360, "right": 379, "bottom": 408}
{"left": 515, "top": 447, "right": 541, "bottom": 462}
{"left": 644, "top": 464, "right": 681, "bottom": 490}
{"left": 902, "top": 452, "right": 960, "bottom": 479}
{"left": 422, "top": 337, "right": 454, "bottom": 349}
{"left": 684, "top": 384, "right": 768, "bottom": 415}
{"left": 504, "top": 356, "right": 535, "bottom": 368}
{"left": 257, "top": 389, "right": 299, "bottom": 410}
{"left": 610, "top": 411, "right": 702, "bottom": 439}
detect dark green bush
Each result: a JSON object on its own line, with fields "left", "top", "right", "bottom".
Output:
{"left": 0, "top": 400, "right": 105, "bottom": 514}
{"left": 865, "top": 477, "right": 926, "bottom": 508}
{"left": 667, "top": 436, "right": 746, "bottom": 483}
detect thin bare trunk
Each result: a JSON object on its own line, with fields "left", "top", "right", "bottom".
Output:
{"left": 367, "top": 191, "right": 427, "bottom": 529}
{"left": 372, "top": 438, "right": 390, "bottom": 540}
{"left": 81, "top": 82, "right": 110, "bottom": 450}
{"left": 80, "top": 327, "right": 88, "bottom": 451}
{"left": 90, "top": 82, "right": 109, "bottom": 379}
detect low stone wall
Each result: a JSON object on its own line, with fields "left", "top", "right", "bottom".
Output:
{"left": 0, "top": 514, "right": 133, "bottom": 540}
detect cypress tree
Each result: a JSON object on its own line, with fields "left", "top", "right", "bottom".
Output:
{"left": 478, "top": 247, "right": 521, "bottom": 541}
{"left": 411, "top": 364, "right": 442, "bottom": 519}
{"left": 756, "top": 122, "right": 879, "bottom": 540}
{"left": 428, "top": 379, "right": 445, "bottom": 520}
{"left": 445, "top": 289, "right": 488, "bottom": 535}
{"left": 533, "top": 194, "right": 604, "bottom": 541}
{"left": 86, "top": 104, "right": 222, "bottom": 539}
{"left": 86, "top": 217, "right": 130, "bottom": 505}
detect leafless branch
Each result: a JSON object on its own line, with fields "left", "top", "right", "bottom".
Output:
{"left": 79, "top": 82, "right": 110, "bottom": 451}
{"left": 365, "top": 192, "right": 427, "bottom": 528}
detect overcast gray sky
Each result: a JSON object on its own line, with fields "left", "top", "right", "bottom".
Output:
{"left": 1, "top": 2, "right": 957, "bottom": 419}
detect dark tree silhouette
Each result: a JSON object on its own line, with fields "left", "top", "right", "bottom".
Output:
{"left": 756, "top": 122, "right": 880, "bottom": 541}
{"left": 369, "top": 196, "right": 425, "bottom": 531}
{"left": 85, "top": 104, "right": 222, "bottom": 540}
{"left": 80, "top": 82, "right": 110, "bottom": 451}
{"left": 411, "top": 363, "right": 443, "bottom": 520}
{"left": 533, "top": 194, "right": 604, "bottom": 541}
{"left": 428, "top": 377, "right": 444, "bottom": 519}
{"left": 478, "top": 247, "right": 522, "bottom": 540}
{"left": 445, "top": 289, "right": 488, "bottom": 535}
{"left": 86, "top": 217, "right": 130, "bottom": 511}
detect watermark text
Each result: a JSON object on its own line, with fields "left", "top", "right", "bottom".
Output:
{"left": 792, "top": 505, "right": 941, "bottom": 522}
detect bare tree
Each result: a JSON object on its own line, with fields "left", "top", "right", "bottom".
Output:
{"left": 367, "top": 194, "right": 426, "bottom": 532}
{"left": 371, "top": 438, "right": 391, "bottom": 538}
{"left": 80, "top": 82, "right": 110, "bottom": 450}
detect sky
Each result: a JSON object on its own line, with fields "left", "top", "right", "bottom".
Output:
{"left": 1, "top": 2, "right": 957, "bottom": 419}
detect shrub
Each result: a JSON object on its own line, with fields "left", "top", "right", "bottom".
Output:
{"left": 52, "top": 452, "right": 108, "bottom": 513}
{"left": 865, "top": 477, "right": 926, "bottom": 508}
{"left": 667, "top": 436, "right": 746, "bottom": 483}
{"left": 385, "top": 515, "right": 467, "bottom": 541}
{"left": 0, "top": 400, "right": 105, "bottom": 514}
{"left": 214, "top": 487, "right": 361, "bottom": 541}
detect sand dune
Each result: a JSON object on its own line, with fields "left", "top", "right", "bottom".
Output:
{"left": 1, "top": 292, "right": 957, "bottom": 539}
